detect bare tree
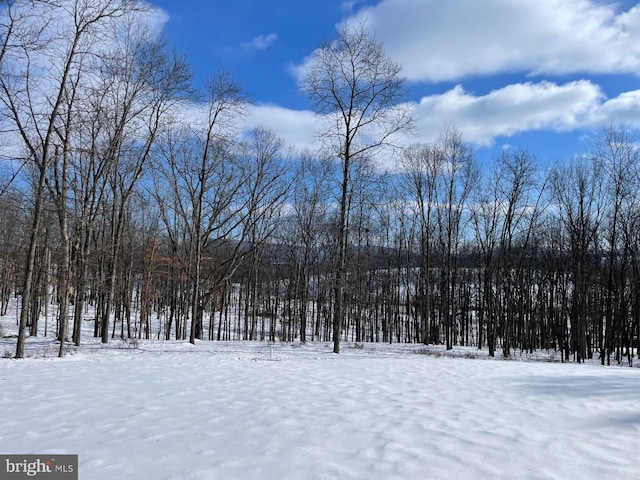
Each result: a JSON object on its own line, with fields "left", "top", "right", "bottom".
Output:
{"left": 592, "top": 126, "right": 639, "bottom": 364}
{"left": 236, "top": 127, "right": 290, "bottom": 342}
{"left": 551, "top": 153, "right": 606, "bottom": 362}
{"left": 0, "top": 186, "right": 26, "bottom": 316}
{"left": 401, "top": 143, "right": 442, "bottom": 344}
{"left": 151, "top": 70, "right": 290, "bottom": 344}
{"left": 96, "top": 21, "right": 189, "bottom": 345}
{"left": 430, "top": 126, "right": 475, "bottom": 350}
{"left": 151, "top": 72, "right": 248, "bottom": 343}
{"left": 276, "top": 151, "right": 332, "bottom": 342}
{"left": 68, "top": 79, "right": 115, "bottom": 346}
{"left": 471, "top": 169, "right": 501, "bottom": 356}
{"left": 487, "top": 148, "right": 544, "bottom": 357}
{"left": 301, "top": 23, "right": 412, "bottom": 353}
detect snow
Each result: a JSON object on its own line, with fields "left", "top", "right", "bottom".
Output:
{"left": 1, "top": 338, "right": 639, "bottom": 480}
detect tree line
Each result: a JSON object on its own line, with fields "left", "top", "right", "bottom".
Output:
{"left": 1, "top": 1, "right": 638, "bottom": 365}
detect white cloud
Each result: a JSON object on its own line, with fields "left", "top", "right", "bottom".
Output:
{"left": 583, "top": 90, "right": 640, "bottom": 128}
{"left": 241, "top": 81, "right": 640, "bottom": 151}
{"left": 244, "top": 104, "right": 320, "bottom": 151}
{"left": 341, "top": 0, "right": 640, "bottom": 82}
{"left": 141, "top": 3, "right": 170, "bottom": 34}
{"left": 412, "top": 81, "right": 605, "bottom": 145}
{"left": 241, "top": 33, "right": 278, "bottom": 53}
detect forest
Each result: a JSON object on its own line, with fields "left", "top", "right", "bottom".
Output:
{"left": 1, "top": 0, "right": 639, "bottom": 365}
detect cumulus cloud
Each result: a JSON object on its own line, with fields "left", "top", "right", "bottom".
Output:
{"left": 241, "top": 81, "right": 640, "bottom": 150}
{"left": 244, "top": 104, "right": 320, "bottom": 151}
{"left": 241, "top": 33, "right": 278, "bottom": 53}
{"left": 340, "top": 0, "right": 640, "bottom": 82}
{"left": 583, "top": 90, "right": 640, "bottom": 128}
{"left": 152, "top": 0, "right": 640, "bottom": 155}
{"left": 413, "top": 81, "right": 605, "bottom": 145}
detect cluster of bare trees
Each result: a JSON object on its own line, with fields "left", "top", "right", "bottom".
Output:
{"left": 2, "top": 2, "right": 639, "bottom": 365}
{"left": 397, "top": 126, "right": 640, "bottom": 366}
{"left": 0, "top": 0, "right": 289, "bottom": 357}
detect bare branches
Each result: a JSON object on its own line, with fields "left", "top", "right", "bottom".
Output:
{"left": 301, "top": 23, "right": 412, "bottom": 353}
{"left": 301, "top": 23, "right": 412, "bottom": 164}
{"left": 0, "top": 0, "right": 188, "bottom": 356}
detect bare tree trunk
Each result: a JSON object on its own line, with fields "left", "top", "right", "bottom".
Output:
{"left": 15, "top": 169, "right": 46, "bottom": 357}
{"left": 333, "top": 151, "right": 350, "bottom": 354}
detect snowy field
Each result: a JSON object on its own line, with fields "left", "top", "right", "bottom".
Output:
{"left": 1, "top": 337, "right": 639, "bottom": 480}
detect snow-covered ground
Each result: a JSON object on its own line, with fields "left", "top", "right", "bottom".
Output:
{"left": 1, "top": 335, "right": 639, "bottom": 480}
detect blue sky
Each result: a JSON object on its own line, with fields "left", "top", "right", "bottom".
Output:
{"left": 151, "top": 0, "right": 640, "bottom": 165}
